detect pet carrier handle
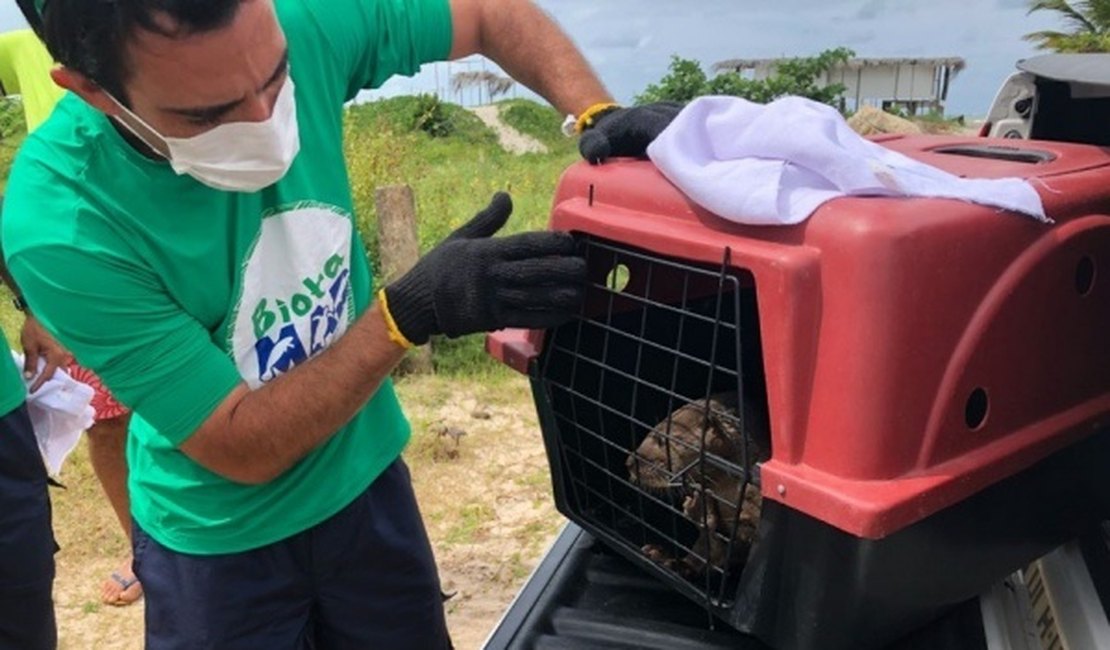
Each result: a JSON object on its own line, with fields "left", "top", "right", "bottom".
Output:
{"left": 381, "top": 193, "right": 588, "bottom": 347}
{"left": 485, "top": 329, "right": 542, "bottom": 374}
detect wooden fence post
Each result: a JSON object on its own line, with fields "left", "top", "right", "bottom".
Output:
{"left": 375, "top": 184, "right": 434, "bottom": 375}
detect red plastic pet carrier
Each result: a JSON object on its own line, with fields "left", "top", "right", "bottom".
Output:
{"left": 487, "top": 136, "right": 1110, "bottom": 650}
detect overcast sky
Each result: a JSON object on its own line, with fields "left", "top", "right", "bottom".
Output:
{"left": 0, "top": 0, "right": 1065, "bottom": 117}
{"left": 378, "top": 0, "right": 1065, "bottom": 117}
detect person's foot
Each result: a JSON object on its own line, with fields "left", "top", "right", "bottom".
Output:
{"left": 100, "top": 558, "right": 143, "bottom": 606}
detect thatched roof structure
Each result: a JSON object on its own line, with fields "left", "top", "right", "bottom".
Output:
{"left": 451, "top": 71, "right": 515, "bottom": 98}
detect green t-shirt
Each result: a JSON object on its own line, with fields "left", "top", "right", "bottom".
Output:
{"left": 2, "top": 0, "right": 453, "bottom": 554}
{"left": 0, "top": 350, "right": 25, "bottom": 418}
{"left": 0, "top": 29, "right": 65, "bottom": 132}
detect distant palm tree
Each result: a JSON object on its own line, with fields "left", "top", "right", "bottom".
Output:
{"left": 1025, "top": 0, "right": 1110, "bottom": 52}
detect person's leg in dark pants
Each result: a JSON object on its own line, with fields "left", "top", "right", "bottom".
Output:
{"left": 134, "top": 459, "right": 450, "bottom": 650}
{"left": 0, "top": 404, "right": 56, "bottom": 650}
{"left": 133, "top": 521, "right": 316, "bottom": 650}
{"left": 310, "top": 460, "right": 452, "bottom": 650}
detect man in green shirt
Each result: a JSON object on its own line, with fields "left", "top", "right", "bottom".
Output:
{"left": 5, "top": 0, "right": 677, "bottom": 646}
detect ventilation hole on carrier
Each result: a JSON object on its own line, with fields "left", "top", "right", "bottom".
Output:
{"left": 965, "top": 388, "right": 989, "bottom": 431}
{"left": 1076, "top": 256, "right": 1096, "bottom": 297}
{"left": 606, "top": 264, "right": 631, "bottom": 293}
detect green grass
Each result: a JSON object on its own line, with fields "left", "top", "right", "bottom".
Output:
{"left": 506, "top": 552, "right": 531, "bottom": 582}
{"left": 0, "top": 98, "right": 27, "bottom": 194}
{"left": 345, "top": 95, "right": 496, "bottom": 146}
{"left": 514, "top": 467, "right": 551, "bottom": 492}
{"left": 343, "top": 97, "right": 580, "bottom": 375}
{"left": 496, "top": 99, "right": 571, "bottom": 150}
{"left": 0, "top": 97, "right": 577, "bottom": 377}
{"left": 0, "top": 284, "right": 23, "bottom": 347}
{"left": 912, "top": 110, "right": 968, "bottom": 135}
{"left": 444, "top": 501, "right": 496, "bottom": 545}
{"left": 345, "top": 97, "right": 578, "bottom": 250}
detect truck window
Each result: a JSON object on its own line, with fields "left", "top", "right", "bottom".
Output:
{"left": 1031, "top": 79, "right": 1110, "bottom": 147}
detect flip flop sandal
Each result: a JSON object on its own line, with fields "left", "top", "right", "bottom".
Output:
{"left": 107, "top": 571, "right": 143, "bottom": 606}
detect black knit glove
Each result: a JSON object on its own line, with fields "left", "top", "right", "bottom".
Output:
{"left": 382, "top": 193, "right": 586, "bottom": 346}
{"left": 579, "top": 102, "right": 684, "bottom": 164}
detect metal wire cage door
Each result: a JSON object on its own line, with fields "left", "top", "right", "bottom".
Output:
{"left": 534, "top": 234, "right": 771, "bottom": 615}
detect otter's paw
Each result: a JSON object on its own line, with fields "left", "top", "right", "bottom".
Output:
{"left": 642, "top": 544, "right": 669, "bottom": 563}
{"left": 682, "top": 491, "right": 704, "bottom": 519}
{"left": 643, "top": 544, "right": 687, "bottom": 572}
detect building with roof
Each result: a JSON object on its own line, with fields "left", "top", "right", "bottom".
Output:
{"left": 713, "top": 56, "right": 967, "bottom": 116}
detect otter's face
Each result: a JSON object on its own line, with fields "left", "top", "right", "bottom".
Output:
{"left": 627, "top": 397, "right": 756, "bottom": 490}
{"left": 627, "top": 418, "right": 702, "bottom": 490}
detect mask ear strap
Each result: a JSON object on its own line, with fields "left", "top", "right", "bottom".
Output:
{"left": 107, "top": 97, "right": 172, "bottom": 160}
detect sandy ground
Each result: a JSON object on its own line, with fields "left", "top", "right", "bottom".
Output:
{"left": 469, "top": 105, "right": 549, "bottom": 155}
{"left": 50, "top": 373, "right": 559, "bottom": 650}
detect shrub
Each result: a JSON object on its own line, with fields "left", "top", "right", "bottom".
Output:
{"left": 636, "top": 48, "right": 855, "bottom": 108}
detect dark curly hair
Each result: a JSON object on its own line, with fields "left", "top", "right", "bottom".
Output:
{"left": 16, "top": 0, "right": 243, "bottom": 102}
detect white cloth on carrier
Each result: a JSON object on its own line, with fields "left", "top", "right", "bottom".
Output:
{"left": 646, "top": 95, "right": 1049, "bottom": 226}
{"left": 13, "top": 352, "right": 95, "bottom": 476}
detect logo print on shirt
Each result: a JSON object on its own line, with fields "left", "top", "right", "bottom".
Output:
{"left": 251, "top": 257, "right": 349, "bottom": 382}
{"left": 231, "top": 204, "right": 355, "bottom": 389}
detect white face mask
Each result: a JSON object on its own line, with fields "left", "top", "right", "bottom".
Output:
{"left": 111, "top": 76, "right": 301, "bottom": 193}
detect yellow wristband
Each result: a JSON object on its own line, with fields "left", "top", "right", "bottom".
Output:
{"left": 376, "top": 289, "right": 415, "bottom": 350}
{"left": 574, "top": 102, "right": 621, "bottom": 135}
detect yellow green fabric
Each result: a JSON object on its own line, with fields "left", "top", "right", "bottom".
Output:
{"left": 0, "top": 29, "right": 64, "bottom": 132}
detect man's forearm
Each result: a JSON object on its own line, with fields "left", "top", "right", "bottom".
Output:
{"left": 180, "top": 304, "right": 406, "bottom": 484}
{"left": 453, "top": 0, "right": 612, "bottom": 116}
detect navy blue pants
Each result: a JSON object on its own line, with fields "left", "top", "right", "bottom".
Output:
{"left": 0, "top": 403, "right": 57, "bottom": 650}
{"left": 134, "top": 459, "right": 452, "bottom": 649}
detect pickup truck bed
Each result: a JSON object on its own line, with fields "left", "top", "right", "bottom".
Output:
{"left": 483, "top": 523, "right": 996, "bottom": 650}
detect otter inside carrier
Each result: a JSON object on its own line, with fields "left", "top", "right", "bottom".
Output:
{"left": 537, "top": 236, "right": 769, "bottom": 609}
{"left": 488, "top": 137, "right": 1110, "bottom": 650}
